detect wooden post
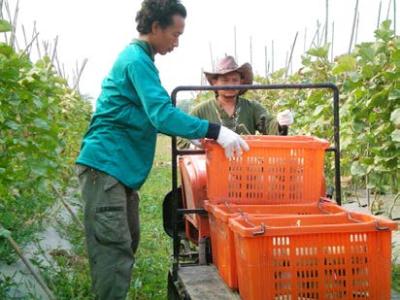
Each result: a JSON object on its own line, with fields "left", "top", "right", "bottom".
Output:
{"left": 348, "top": 0, "right": 359, "bottom": 54}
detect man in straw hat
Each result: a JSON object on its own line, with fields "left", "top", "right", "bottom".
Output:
{"left": 180, "top": 55, "right": 294, "bottom": 148}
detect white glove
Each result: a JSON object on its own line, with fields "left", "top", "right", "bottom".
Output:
{"left": 189, "top": 139, "right": 203, "bottom": 149}
{"left": 216, "top": 126, "right": 249, "bottom": 159}
{"left": 277, "top": 109, "right": 294, "bottom": 126}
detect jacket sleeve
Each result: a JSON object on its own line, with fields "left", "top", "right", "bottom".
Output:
{"left": 127, "top": 57, "right": 210, "bottom": 139}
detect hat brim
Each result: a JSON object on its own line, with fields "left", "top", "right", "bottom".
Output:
{"left": 204, "top": 63, "right": 253, "bottom": 95}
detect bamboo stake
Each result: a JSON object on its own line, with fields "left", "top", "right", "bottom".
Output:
{"left": 319, "top": 24, "right": 326, "bottom": 47}
{"left": 388, "top": 193, "right": 400, "bottom": 219}
{"left": 309, "top": 27, "right": 319, "bottom": 49}
{"left": 54, "top": 51, "right": 63, "bottom": 77}
{"left": 20, "top": 31, "right": 39, "bottom": 56}
{"left": 264, "top": 45, "right": 268, "bottom": 77}
{"left": 271, "top": 40, "right": 275, "bottom": 72}
{"left": 286, "top": 31, "right": 298, "bottom": 78}
{"left": 325, "top": 0, "right": 329, "bottom": 45}
{"left": 51, "top": 35, "right": 58, "bottom": 65}
{"left": 386, "top": 0, "right": 392, "bottom": 20}
{"left": 21, "top": 24, "right": 28, "bottom": 48}
{"left": 303, "top": 27, "right": 307, "bottom": 52}
{"left": 3, "top": 0, "right": 11, "bottom": 44}
{"left": 33, "top": 21, "right": 42, "bottom": 59}
{"left": 354, "top": 12, "right": 360, "bottom": 45}
{"left": 0, "top": 0, "right": 5, "bottom": 43}
{"left": 249, "top": 36, "right": 253, "bottom": 65}
{"left": 9, "top": 0, "right": 19, "bottom": 49}
{"left": 233, "top": 26, "right": 237, "bottom": 61}
{"left": 209, "top": 42, "right": 214, "bottom": 70}
{"left": 62, "top": 63, "right": 67, "bottom": 81}
{"left": 52, "top": 186, "right": 84, "bottom": 230}
{"left": 4, "top": 0, "right": 11, "bottom": 22}
{"left": 331, "top": 21, "right": 335, "bottom": 62}
{"left": 42, "top": 40, "right": 49, "bottom": 57}
{"left": 394, "top": 0, "right": 397, "bottom": 35}
{"left": 377, "top": 1, "right": 382, "bottom": 29}
{"left": 0, "top": 225, "right": 56, "bottom": 300}
{"left": 316, "top": 20, "right": 321, "bottom": 46}
{"left": 348, "top": 0, "right": 359, "bottom": 54}
{"left": 285, "top": 51, "right": 289, "bottom": 76}
{"left": 73, "top": 58, "right": 88, "bottom": 91}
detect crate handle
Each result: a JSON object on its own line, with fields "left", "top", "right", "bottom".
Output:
{"left": 375, "top": 220, "right": 390, "bottom": 231}
{"left": 347, "top": 212, "right": 390, "bottom": 231}
{"left": 253, "top": 223, "right": 265, "bottom": 236}
{"left": 224, "top": 201, "right": 235, "bottom": 213}
{"left": 317, "top": 200, "right": 336, "bottom": 214}
{"left": 252, "top": 223, "right": 266, "bottom": 236}
{"left": 239, "top": 212, "right": 266, "bottom": 236}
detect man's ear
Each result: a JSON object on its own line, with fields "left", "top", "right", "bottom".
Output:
{"left": 151, "top": 21, "right": 160, "bottom": 34}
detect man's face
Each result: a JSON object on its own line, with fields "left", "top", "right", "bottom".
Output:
{"left": 212, "top": 72, "right": 241, "bottom": 99}
{"left": 152, "top": 15, "right": 185, "bottom": 55}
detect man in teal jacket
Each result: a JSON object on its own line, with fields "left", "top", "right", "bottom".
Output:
{"left": 75, "top": 0, "right": 248, "bottom": 299}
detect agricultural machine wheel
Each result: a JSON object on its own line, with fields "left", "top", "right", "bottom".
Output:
{"left": 163, "top": 187, "right": 185, "bottom": 238}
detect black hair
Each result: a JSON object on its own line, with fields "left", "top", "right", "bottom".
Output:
{"left": 136, "top": 0, "right": 187, "bottom": 34}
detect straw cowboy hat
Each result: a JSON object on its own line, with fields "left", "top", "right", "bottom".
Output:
{"left": 204, "top": 55, "right": 253, "bottom": 95}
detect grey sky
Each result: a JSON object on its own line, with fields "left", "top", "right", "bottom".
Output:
{"left": 8, "top": 0, "right": 399, "bottom": 102}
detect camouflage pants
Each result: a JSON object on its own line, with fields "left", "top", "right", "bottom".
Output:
{"left": 77, "top": 165, "right": 140, "bottom": 300}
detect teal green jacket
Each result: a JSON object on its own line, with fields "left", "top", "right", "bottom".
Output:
{"left": 76, "top": 40, "right": 214, "bottom": 189}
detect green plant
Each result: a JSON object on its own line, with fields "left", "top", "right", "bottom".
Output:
{"left": 0, "top": 41, "right": 92, "bottom": 262}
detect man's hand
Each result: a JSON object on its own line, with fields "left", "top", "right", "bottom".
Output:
{"left": 216, "top": 126, "right": 249, "bottom": 159}
{"left": 277, "top": 109, "right": 294, "bottom": 126}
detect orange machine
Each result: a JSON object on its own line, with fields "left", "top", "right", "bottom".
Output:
{"left": 179, "top": 154, "right": 209, "bottom": 244}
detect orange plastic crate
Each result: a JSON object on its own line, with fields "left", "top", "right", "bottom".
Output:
{"left": 204, "top": 200, "right": 346, "bottom": 290}
{"left": 204, "top": 136, "right": 330, "bottom": 204}
{"left": 229, "top": 213, "right": 397, "bottom": 300}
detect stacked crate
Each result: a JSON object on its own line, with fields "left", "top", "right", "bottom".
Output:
{"left": 203, "top": 136, "right": 397, "bottom": 300}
